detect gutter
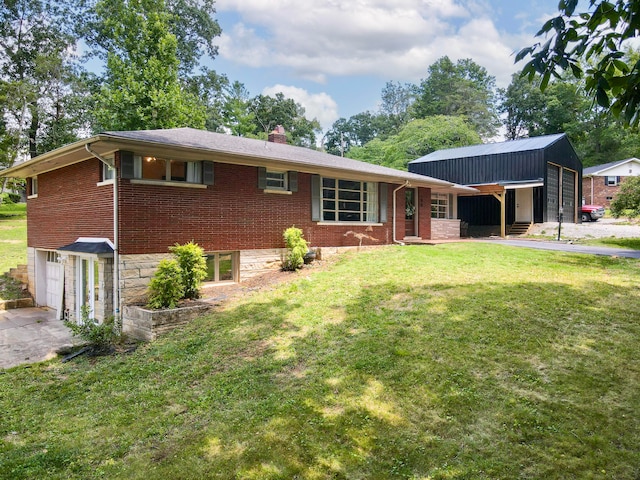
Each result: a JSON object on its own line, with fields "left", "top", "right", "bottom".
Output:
{"left": 85, "top": 144, "right": 120, "bottom": 327}
{"left": 393, "top": 181, "right": 409, "bottom": 245}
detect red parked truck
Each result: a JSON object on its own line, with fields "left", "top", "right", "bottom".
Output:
{"left": 581, "top": 204, "right": 605, "bottom": 222}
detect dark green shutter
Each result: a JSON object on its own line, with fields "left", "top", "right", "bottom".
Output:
{"left": 203, "top": 161, "right": 214, "bottom": 185}
{"left": 449, "top": 194, "right": 454, "bottom": 218}
{"left": 288, "top": 171, "right": 298, "bottom": 192}
{"left": 258, "top": 167, "right": 267, "bottom": 189}
{"left": 120, "top": 151, "right": 134, "bottom": 179}
{"left": 379, "top": 183, "right": 388, "bottom": 223}
{"left": 311, "top": 175, "right": 321, "bottom": 221}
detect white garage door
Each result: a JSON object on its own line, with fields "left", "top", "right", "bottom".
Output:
{"left": 45, "top": 251, "right": 61, "bottom": 309}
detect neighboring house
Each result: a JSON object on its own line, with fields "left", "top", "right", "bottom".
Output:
{"left": 408, "top": 133, "right": 583, "bottom": 236}
{"left": 0, "top": 127, "right": 475, "bottom": 324}
{"left": 582, "top": 158, "right": 640, "bottom": 208}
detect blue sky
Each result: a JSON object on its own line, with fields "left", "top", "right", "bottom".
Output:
{"left": 205, "top": 0, "right": 564, "bottom": 132}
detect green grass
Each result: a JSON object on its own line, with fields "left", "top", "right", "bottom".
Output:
{"left": 0, "top": 202, "right": 26, "bottom": 274}
{"left": 1, "top": 244, "right": 640, "bottom": 479}
{"left": 577, "top": 237, "right": 640, "bottom": 250}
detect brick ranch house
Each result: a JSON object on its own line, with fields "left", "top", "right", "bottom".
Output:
{"left": 0, "top": 127, "right": 475, "bottom": 324}
{"left": 582, "top": 157, "right": 640, "bottom": 208}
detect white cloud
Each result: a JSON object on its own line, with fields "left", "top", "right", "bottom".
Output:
{"left": 215, "top": 0, "right": 544, "bottom": 88}
{"left": 262, "top": 84, "right": 339, "bottom": 130}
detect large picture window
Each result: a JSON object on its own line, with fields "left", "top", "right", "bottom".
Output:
{"left": 321, "top": 178, "right": 378, "bottom": 222}
{"left": 431, "top": 193, "right": 448, "bottom": 219}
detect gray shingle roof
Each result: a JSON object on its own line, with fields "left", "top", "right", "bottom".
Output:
{"left": 583, "top": 158, "right": 639, "bottom": 176}
{"left": 409, "top": 133, "right": 566, "bottom": 163}
{"left": 101, "top": 127, "right": 459, "bottom": 188}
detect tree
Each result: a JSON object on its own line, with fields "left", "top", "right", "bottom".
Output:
{"left": 248, "top": 93, "right": 321, "bottom": 147}
{"left": 91, "top": 0, "right": 206, "bottom": 131}
{"left": 518, "top": 0, "right": 640, "bottom": 126}
{"left": 499, "top": 73, "right": 548, "bottom": 139}
{"left": 78, "top": 0, "right": 221, "bottom": 76}
{"left": 221, "top": 81, "right": 256, "bottom": 137}
{"left": 499, "top": 70, "right": 640, "bottom": 166}
{"left": 0, "top": 0, "right": 81, "bottom": 170}
{"left": 348, "top": 116, "right": 481, "bottom": 170}
{"left": 379, "top": 81, "right": 417, "bottom": 134}
{"left": 413, "top": 57, "right": 499, "bottom": 139}
{"left": 323, "top": 112, "right": 387, "bottom": 156}
{"left": 610, "top": 176, "right": 640, "bottom": 218}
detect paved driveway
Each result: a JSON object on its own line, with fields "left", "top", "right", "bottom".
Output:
{"left": 480, "top": 238, "right": 640, "bottom": 258}
{"left": 0, "top": 308, "right": 76, "bottom": 369}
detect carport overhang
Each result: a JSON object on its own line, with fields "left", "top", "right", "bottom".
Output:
{"left": 461, "top": 179, "right": 544, "bottom": 238}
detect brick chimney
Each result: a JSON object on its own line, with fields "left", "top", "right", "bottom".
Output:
{"left": 268, "top": 125, "right": 287, "bottom": 144}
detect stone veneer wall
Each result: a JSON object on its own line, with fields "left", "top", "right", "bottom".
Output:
{"left": 26, "top": 247, "right": 36, "bottom": 296}
{"left": 431, "top": 219, "right": 461, "bottom": 240}
{"left": 118, "top": 246, "right": 381, "bottom": 305}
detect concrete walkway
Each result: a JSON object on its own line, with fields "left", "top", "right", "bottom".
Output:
{"left": 0, "top": 307, "right": 76, "bottom": 369}
{"left": 479, "top": 238, "right": 640, "bottom": 258}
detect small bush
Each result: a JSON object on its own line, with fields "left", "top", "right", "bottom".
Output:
{"left": 64, "top": 306, "right": 120, "bottom": 354}
{"left": 147, "top": 259, "right": 185, "bottom": 309}
{"left": 170, "top": 241, "right": 207, "bottom": 299}
{"left": 282, "top": 227, "right": 308, "bottom": 271}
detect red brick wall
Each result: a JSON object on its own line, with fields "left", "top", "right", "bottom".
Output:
{"left": 27, "top": 159, "right": 114, "bottom": 249}
{"left": 27, "top": 157, "right": 434, "bottom": 254}
{"left": 117, "top": 161, "right": 406, "bottom": 254}
{"left": 418, "top": 187, "right": 432, "bottom": 240}
{"left": 582, "top": 176, "right": 626, "bottom": 207}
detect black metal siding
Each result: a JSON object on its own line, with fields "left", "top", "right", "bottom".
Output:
{"left": 409, "top": 150, "right": 546, "bottom": 185}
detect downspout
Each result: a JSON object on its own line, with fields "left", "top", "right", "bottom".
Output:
{"left": 393, "top": 181, "right": 409, "bottom": 245}
{"left": 85, "top": 144, "right": 120, "bottom": 327}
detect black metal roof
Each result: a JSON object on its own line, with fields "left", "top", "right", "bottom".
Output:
{"left": 409, "top": 134, "right": 566, "bottom": 164}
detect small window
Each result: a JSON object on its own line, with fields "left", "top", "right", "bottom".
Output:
{"left": 102, "top": 162, "right": 115, "bottom": 182}
{"left": 431, "top": 193, "right": 448, "bottom": 219}
{"left": 28, "top": 176, "right": 38, "bottom": 198}
{"left": 605, "top": 176, "right": 619, "bottom": 186}
{"left": 266, "top": 170, "right": 287, "bottom": 191}
{"left": 205, "top": 252, "right": 238, "bottom": 283}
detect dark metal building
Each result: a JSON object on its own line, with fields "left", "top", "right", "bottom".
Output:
{"left": 408, "top": 134, "right": 582, "bottom": 236}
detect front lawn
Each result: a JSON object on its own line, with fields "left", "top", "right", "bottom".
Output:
{"left": 0, "top": 202, "right": 26, "bottom": 274}
{"left": 1, "top": 244, "right": 639, "bottom": 479}
{"left": 577, "top": 237, "right": 640, "bottom": 250}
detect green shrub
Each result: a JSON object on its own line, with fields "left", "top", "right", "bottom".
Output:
{"left": 170, "top": 241, "right": 207, "bottom": 299}
{"left": 282, "top": 227, "right": 308, "bottom": 271}
{"left": 0, "top": 192, "right": 20, "bottom": 204}
{"left": 64, "top": 306, "right": 120, "bottom": 354}
{"left": 147, "top": 259, "right": 185, "bottom": 309}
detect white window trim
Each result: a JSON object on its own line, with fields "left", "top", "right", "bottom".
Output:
{"left": 431, "top": 193, "right": 449, "bottom": 219}
{"left": 265, "top": 169, "right": 288, "bottom": 192}
{"left": 264, "top": 189, "right": 292, "bottom": 195}
{"left": 317, "top": 222, "right": 382, "bottom": 226}
{"left": 130, "top": 179, "right": 207, "bottom": 189}
{"left": 97, "top": 179, "right": 115, "bottom": 187}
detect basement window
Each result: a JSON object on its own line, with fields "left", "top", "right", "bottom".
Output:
{"left": 204, "top": 252, "right": 238, "bottom": 283}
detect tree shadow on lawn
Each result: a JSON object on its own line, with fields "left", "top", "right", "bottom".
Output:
{"left": 138, "top": 278, "right": 640, "bottom": 479}
{"left": 3, "top": 277, "right": 639, "bottom": 479}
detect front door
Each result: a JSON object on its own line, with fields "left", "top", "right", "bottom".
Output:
{"left": 515, "top": 188, "right": 533, "bottom": 223}
{"left": 405, "top": 189, "right": 416, "bottom": 237}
